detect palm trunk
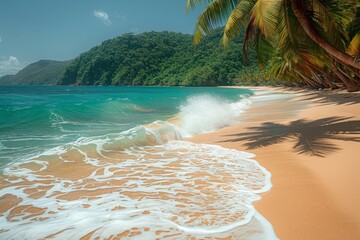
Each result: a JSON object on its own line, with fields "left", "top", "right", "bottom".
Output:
{"left": 350, "top": 68, "right": 360, "bottom": 80}
{"left": 324, "top": 75, "right": 339, "bottom": 89}
{"left": 338, "top": 67, "right": 358, "bottom": 85}
{"left": 291, "top": 0, "right": 360, "bottom": 70}
{"left": 298, "top": 71, "right": 320, "bottom": 88}
{"left": 341, "top": 66, "right": 360, "bottom": 82}
{"left": 308, "top": 62, "right": 339, "bottom": 89}
{"left": 332, "top": 66, "right": 360, "bottom": 92}
{"left": 317, "top": 69, "right": 339, "bottom": 89}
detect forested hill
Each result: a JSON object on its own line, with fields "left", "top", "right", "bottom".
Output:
{"left": 60, "top": 30, "right": 253, "bottom": 86}
{"left": 0, "top": 60, "right": 71, "bottom": 85}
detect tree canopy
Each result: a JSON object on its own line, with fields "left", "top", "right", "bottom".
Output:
{"left": 59, "top": 30, "right": 261, "bottom": 86}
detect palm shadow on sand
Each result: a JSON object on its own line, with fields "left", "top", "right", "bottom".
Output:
{"left": 221, "top": 117, "right": 360, "bottom": 157}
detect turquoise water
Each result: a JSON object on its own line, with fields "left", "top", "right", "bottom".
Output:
{"left": 0, "top": 86, "right": 252, "bottom": 168}
{"left": 0, "top": 86, "right": 278, "bottom": 239}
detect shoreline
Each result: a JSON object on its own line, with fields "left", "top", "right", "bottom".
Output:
{"left": 1, "top": 86, "right": 359, "bottom": 238}
{"left": 188, "top": 86, "right": 360, "bottom": 239}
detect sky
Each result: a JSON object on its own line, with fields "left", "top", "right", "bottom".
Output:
{"left": 0, "top": 0, "right": 203, "bottom": 76}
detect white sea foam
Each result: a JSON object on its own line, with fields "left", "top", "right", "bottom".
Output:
{"left": 0, "top": 92, "right": 278, "bottom": 239}
{"left": 0, "top": 141, "right": 276, "bottom": 239}
{"left": 179, "top": 94, "right": 251, "bottom": 136}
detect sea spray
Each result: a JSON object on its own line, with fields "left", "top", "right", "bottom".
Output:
{"left": 179, "top": 94, "right": 251, "bottom": 136}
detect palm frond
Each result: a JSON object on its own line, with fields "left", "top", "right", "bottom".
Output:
{"left": 241, "top": 0, "right": 281, "bottom": 64}
{"left": 277, "top": 0, "right": 297, "bottom": 46}
{"left": 223, "top": 0, "right": 256, "bottom": 45}
{"left": 347, "top": 33, "right": 360, "bottom": 57}
{"left": 192, "top": 0, "right": 240, "bottom": 44}
{"left": 186, "top": 0, "right": 211, "bottom": 12}
{"left": 347, "top": 6, "right": 360, "bottom": 39}
{"left": 250, "top": 0, "right": 282, "bottom": 39}
{"left": 311, "top": 0, "right": 352, "bottom": 50}
{"left": 242, "top": 16, "right": 256, "bottom": 63}
{"left": 254, "top": 33, "right": 274, "bottom": 66}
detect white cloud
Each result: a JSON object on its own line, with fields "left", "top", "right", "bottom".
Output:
{"left": 8, "top": 56, "right": 20, "bottom": 65}
{"left": 0, "top": 56, "right": 24, "bottom": 76}
{"left": 93, "top": 10, "right": 111, "bottom": 25}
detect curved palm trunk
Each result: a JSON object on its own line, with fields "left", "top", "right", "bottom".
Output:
{"left": 332, "top": 65, "right": 360, "bottom": 92}
{"left": 291, "top": 0, "right": 360, "bottom": 70}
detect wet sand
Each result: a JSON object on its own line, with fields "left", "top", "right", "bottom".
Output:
{"left": 188, "top": 87, "right": 360, "bottom": 239}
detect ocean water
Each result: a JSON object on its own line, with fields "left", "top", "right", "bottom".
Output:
{"left": 0, "top": 86, "right": 277, "bottom": 239}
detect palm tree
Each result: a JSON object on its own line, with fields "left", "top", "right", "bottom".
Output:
{"left": 290, "top": 0, "right": 359, "bottom": 69}
{"left": 186, "top": 0, "right": 360, "bottom": 91}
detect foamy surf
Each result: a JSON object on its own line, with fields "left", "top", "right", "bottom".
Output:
{"left": 0, "top": 89, "right": 277, "bottom": 239}
{"left": 0, "top": 141, "right": 276, "bottom": 239}
{"left": 179, "top": 94, "right": 251, "bottom": 136}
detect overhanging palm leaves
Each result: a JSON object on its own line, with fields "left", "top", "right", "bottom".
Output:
{"left": 290, "top": 0, "right": 359, "bottom": 70}
{"left": 187, "top": 0, "right": 360, "bottom": 91}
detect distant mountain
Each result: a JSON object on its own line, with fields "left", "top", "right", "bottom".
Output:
{"left": 60, "top": 30, "right": 255, "bottom": 86}
{"left": 0, "top": 60, "right": 71, "bottom": 85}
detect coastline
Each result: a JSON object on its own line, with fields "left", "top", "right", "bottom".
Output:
{"left": 1, "top": 85, "right": 359, "bottom": 238}
{"left": 188, "top": 86, "right": 360, "bottom": 239}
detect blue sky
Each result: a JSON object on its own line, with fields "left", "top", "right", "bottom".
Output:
{"left": 0, "top": 0, "right": 203, "bottom": 76}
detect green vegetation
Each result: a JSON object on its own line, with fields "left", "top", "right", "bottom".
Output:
{"left": 187, "top": 0, "right": 360, "bottom": 92}
{"left": 0, "top": 60, "right": 71, "bottom": 85}
{"left": 0, "top": 31, "right": 284, "bottom": 87}
{"left": 59, "top": 30, "right": 262, "bottom": 86}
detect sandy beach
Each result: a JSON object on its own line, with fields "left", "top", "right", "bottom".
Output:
{"left": 189, "top": 87, "right": 360, "bottom": 239}
{"left": 1, "top": 86, "right": 359, "bottom": 239}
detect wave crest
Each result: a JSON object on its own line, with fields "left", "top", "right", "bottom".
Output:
{"left": 179, "top": 94, "right": 251, "bottom": 136}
